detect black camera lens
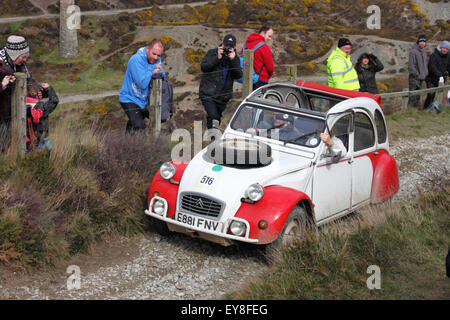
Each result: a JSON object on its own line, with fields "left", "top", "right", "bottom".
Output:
{"left": 223, "top": 47, "right": 231, "bottom": 55}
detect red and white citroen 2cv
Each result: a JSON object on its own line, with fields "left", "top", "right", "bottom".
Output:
{"left": 145, "top": 81, "right": 399, "bottom": 250}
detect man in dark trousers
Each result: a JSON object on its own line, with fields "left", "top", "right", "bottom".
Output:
{"left": 199, "top": 34, "right": 242, "bottom": 129}
{"left": 119, "top": 39, "right": 165, "bottom": 132}
{"left": 408, "top": 34, "right": 428, "bottom": 109}
{"left": 423, "top": 40, "right": 449, "bottom": 110}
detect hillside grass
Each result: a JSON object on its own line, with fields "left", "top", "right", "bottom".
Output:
{"left": 385, "top": 104, "right": 450, "bottom": 142}
{"left": 230, "top": 183, "right": 449, "bottom": 300}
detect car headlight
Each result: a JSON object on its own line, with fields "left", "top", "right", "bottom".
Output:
{"left": 246, "top": 183, "right": 264, "bottom": 202}
{"left": 230, "top": 221, "right": 246, "bottom": 236}
{"left": 160, "top": 162, "right": 176, "bottom": 180}
{"left": 152, "top": 199, "right": 166, "bottom": 216}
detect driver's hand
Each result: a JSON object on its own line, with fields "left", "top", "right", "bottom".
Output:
{"left": 246, "top": 128, "right": 257, "bottom": 135}
{"left": 320, "top": 133, "right": 334, "bottom": 147}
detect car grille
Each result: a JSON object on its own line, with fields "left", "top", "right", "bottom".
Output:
{"left": 180, "top": 193, "right": 224, "bottom": 218}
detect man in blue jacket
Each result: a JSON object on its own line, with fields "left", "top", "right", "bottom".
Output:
{"left": 119, "top": 39, "right": 165, "bottom": 132}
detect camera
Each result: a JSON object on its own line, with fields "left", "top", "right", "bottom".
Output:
{"left": 223, "top": 47, "right": 232, "bottom": 56}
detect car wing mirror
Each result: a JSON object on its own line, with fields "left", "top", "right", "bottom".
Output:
{"left": 320, "top": 149, "right": 342, "bottom": 164}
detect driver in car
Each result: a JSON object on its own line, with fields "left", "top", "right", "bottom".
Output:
{"left": 246, "top": 112, "right": 301, "bottom": 141}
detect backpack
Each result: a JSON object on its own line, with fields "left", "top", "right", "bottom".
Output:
{"left": 150, "top": 73, "right": 173, "bottom": 123}
{"left": 236, "top": 41, "right": 266, "bottom": 84}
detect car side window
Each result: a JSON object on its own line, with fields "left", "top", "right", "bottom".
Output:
{"left": 331, "top": 114, "right": 351, "bottom": 151}
{"left": 354, "top": 112, "right": 375, "bottom": 152}
{"left": 374, "top": 109, "right": 387, "bottom": 144}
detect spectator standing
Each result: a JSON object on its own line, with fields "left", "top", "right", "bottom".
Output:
{"left": 119, "top": 39, "right": 165, "bottom": 132}
{"left": 408, "top": 34, "right": 428, "bottom": 108}
{"left": 245, "top": 26, "right": 275, "bottom": 90}
{"left": 26, "top": 82, "right": 59, "bottom": 150}
{"left": 0, "top": 36, "right": 39, "bottom": 128}
{"left": 199, "top": 34, "right": 242, "bottom": 129}
{"left": 423, "top": 41, "right": 450, "bottom": 110}
{"left": 355, "top": 53, "right": 384, "bottom": 94}
{"left": 326, "top": 38, "right": 360, "bottom": 91}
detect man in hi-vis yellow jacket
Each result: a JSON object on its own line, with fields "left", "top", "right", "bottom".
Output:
{"left": 327, "top": 38, "right": 360, "bottom": 91}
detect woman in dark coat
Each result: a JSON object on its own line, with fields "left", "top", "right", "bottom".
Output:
{"left": 355, "top": 53, "right": 384, "bottom": 94}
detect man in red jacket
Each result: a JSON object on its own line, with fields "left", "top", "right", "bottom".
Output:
{"left": 245, "top": 26, "right": 275, "bottom": 90}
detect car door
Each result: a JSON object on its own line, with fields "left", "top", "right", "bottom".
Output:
{"left": 350, "top": 110, "right": 377, "bottom": 208}
{"left": 312, "top": 113, "right": 352, "bottom": 222}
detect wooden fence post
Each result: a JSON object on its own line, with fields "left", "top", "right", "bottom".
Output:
{"left": 436, "top": 80, "right": 444, "bottom": 105}
{"left": 11, "top": 72, "right": 27, "bottom": 155}
{"left": 288, "top": 65, "right": 297, "bottom": 83}
{"left": 242, "top": 49, "right": 254, "bottom": 98}
{"left": 401, "top": 88, "right": 409, "bottom": 110}
{"left": 149, "top": 78, "right": 162, "bottom": 138}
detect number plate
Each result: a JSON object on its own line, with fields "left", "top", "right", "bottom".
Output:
{"left": 176, "top": 212, "right": 222, "bottom": 233}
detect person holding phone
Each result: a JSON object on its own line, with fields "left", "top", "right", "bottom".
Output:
{"left": 119, "top": 39, "right": 165, "bottom": 132}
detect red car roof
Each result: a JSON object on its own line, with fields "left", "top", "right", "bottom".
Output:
{"left": 296, "top": 80, "right": 382, "bottom": 107}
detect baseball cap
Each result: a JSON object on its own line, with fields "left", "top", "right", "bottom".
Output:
{"left": 223, "top": 34, "right": 236, "bottom": 46}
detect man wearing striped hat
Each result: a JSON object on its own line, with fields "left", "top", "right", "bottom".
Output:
{"left": 0, "top": 35, "right": 39, "bottom": 137}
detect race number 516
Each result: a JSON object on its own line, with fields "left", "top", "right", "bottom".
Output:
{"left": 200, "top": 176, "right": 215, "bottom": 185}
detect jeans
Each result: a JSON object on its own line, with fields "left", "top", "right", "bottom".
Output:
{"left": 423, "top": 80, "right": 438, "bottom": 110}
{"left": 120, "top": 102, "right": 149, "bottom": 132}
{"left": 201, "top": 98, "right": 227, "bottom": 129}
{"left": 408, "top": 75, "right": 424, "bottom": 108}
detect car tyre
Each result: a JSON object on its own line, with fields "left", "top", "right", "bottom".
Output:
{"left": 265, "top": 206, "right": 312, "bottom": 262}
{"left": 152, "top": 218, "right": 171, "bottom": 237}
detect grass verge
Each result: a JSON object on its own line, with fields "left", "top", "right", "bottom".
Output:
{"left": 230, "top": 181, "right": 449, "bottom": 300}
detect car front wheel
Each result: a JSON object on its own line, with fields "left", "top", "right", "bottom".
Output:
{"left": 265, "top": 206, "right": 312, "bottom": 260}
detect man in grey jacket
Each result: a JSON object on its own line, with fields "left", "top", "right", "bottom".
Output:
{"left": 408, "top": 34, "right": 428, "bottom": 108}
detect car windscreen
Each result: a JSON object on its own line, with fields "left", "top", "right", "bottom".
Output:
{"left": 230, "top": 105, "right": 325, "bottom": 148}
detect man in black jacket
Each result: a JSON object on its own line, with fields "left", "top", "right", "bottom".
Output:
{"left": 199, "top": 34, "right": 242, "bottom": 129}
{"left": 424, "top": 41, "right": 449, "bottom": 110}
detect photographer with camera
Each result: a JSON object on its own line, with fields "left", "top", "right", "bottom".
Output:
{"left": 199, "top": 34, "right": 242, "bottom": 129}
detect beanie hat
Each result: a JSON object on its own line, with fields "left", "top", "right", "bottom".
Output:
{"left": 5, "top": 35, "right": 29, "bottom": 61}
{"left": 338, "top": 38, "right": 352, "bottom": 48}
{"left": 438, "top": 40, "right": 450, "bottom": 49}
{"left": 417, "top": 34, "right": 427, "bottom": 44}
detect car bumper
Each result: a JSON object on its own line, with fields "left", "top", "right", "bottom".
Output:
{"left": 145, "top": 196, "right": 259, "bottom": 245}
